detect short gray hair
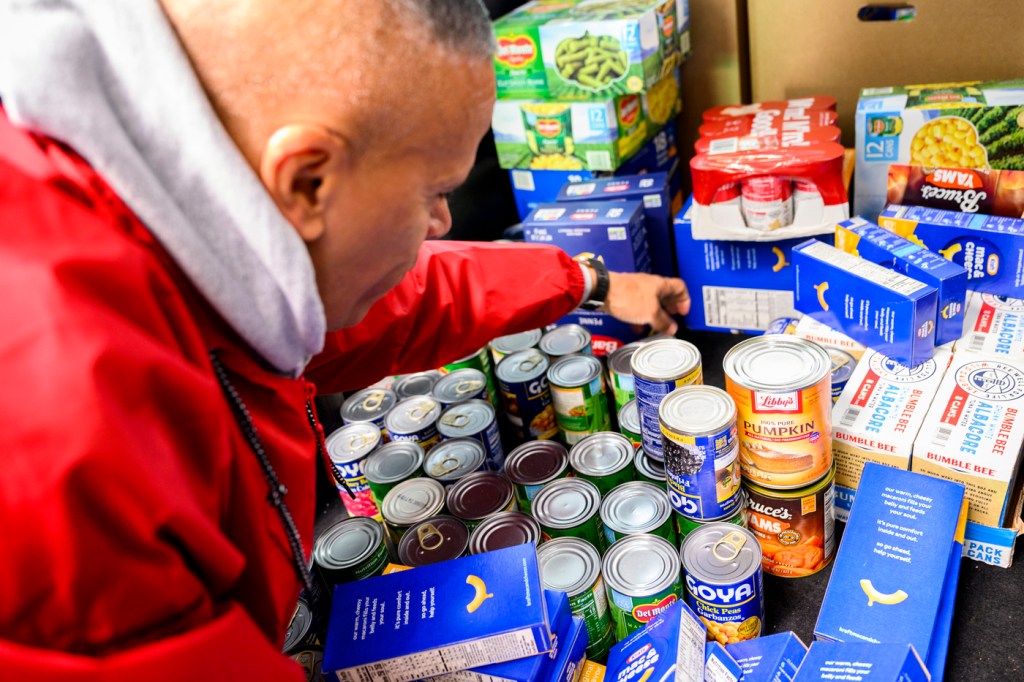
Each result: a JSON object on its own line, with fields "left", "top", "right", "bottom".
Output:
{"left": 398, "top": 0, "right": 496, "bottom": 57}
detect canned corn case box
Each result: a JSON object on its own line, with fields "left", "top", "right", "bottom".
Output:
{"left": 726, "top": 631, "right": 807, "bottom": 682}
{"left": 705, "top": 641, "right": 743, "bottom": 682}
{"left": 523, "top": 200, "right": 652, "bottom": 274}
{"left": 605, "top": 600, "right": 707, "bottom": 682}
{"left": 549, "top": 616, "right": 588, "bottom": 682}
{"left": 793, "top": 642, "right": 930, "bottom": 682}
{"left": 323, "top": 544, "right": 550, "bottom": 682}
{"left": 793, "top": 239, "right": 938, "bottom": 367}
{"left": 958, "top": 291, "right": 1024, "bottom": 359}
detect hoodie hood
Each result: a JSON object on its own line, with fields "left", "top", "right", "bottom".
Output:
{"left": 0, "top": 0, "right": 326, "bottom": 376}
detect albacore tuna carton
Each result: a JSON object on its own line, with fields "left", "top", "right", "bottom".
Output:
{"left": 793, "top": 315, "right": 868, "bottom": 362}
{"left": 957, "top": 292, "right": 1024, "bottom": 359}
{"left": 831, "top": 347, "right": 953, "bottom": 522}
{"left": 523, "top": 201, "right": 651, "bottom": 274}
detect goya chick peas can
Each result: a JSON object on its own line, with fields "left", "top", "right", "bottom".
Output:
{"left": 537, "top": 537, "right": 616, "bottom": 661}
{"left": 432, "top": 368, "right": 489, "bottom": 408}
{"left": 600, "top": 481, "right": 677, "bottom": 547}
{"left": 631, "top": 339, "right": 703, "bottom": 460}
{"left": 325, "top": 422, "right": 382, "bottom": 520}
{"left": 548, "top": 354, "right": 611, "bottom": 445}
{"left": 723, "top": 336, "right": 832, "bottom": 488}
{"left": 743, "top": 464, "right": 836, "bottom": 578}
{"left": 602, "top": 533, "right": 683, "bottom": 640}
{"left": 532, "top": 477, "right": 608, "bottom": 553}
{"left": 660, "top": 386, "right": 743, "bottom": 521}
{"left": 340, "top": 387, "right": 397, "bottom": 436}
{"left": 496, "top": 349, "right": 558, "bottom": 442}
{"left": 437, "top": 399, "right": 505, "bottom": 471}
{"left": 681, "top": 524, "right": 764, "bottom": 645}
{"left": 384, "top": 396, "right": 442, "bottom": 454}
{"left": 504, "top": 440, "right": 572, "bottom": 515}
{"left": 568, "top": 431, "right": 636, "bottom": 496}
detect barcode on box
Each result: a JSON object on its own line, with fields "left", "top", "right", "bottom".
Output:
{"left": 511, "top": 170, "right": 535, "bottom": 192}
{"left": 967, "top": 334, "right": 986, "bottom": 353}
{"left": 709, "top": 138, "right": 739, "bottom": 155}
{"left": 840, "top": 407, "right": 861, "bottom": 429}
{"left": 585, "top": 151, "right": 613, "bottom": 171}
{"left": 933, "top": 426, "right": 954, "bottom": 448}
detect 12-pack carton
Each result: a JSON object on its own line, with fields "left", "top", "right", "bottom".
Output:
{"left": 605, "top": 601, "right": 707, "bottom": 682}
{"left": 957, "top": 291, "right": 1024, "bottom": 359}
{"left": 726, "top": 631, "right": 808, "bottom": 682}
{"left": 523, "top": 201, "right": 651, "bottom": 274}
{"left": 793, "top": 643, "right": 930, "bottom": 682}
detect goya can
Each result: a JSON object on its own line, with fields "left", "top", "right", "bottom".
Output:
{"left": 568, "top": 431, "right": 635, "bottom": 496}
{"left": 422, "top": 438, "right": 487, "bottom": 486}
{"left": 631, "top": 339, "right": 703, "bottom": 459}
{"left": 340, "top": 387, "right": 397, "bottom": 435}
{"left": 602, "top": 534, "right": 683, "bottom": 640}
{"left": 600, "top": 481, "right": 677, "bottom": 546}
{"left": 607, "top": 341, "right": 645, "bottom": 412}
{"left": 283, "top": 598, "right": 323, "bottom": 680}
{"left": 436, "top": 399, "right": 505, "bottom": 471}
{"left": 324, "top": 422, "right": 382, "bottom": 519}
{"left": 490, "top": 328, "right": 542, "bottom": 364}
{"left": 539, "top": 324, "right": 593, "bottom": 359}
{"left": 446, "top": 472, "right": 517, "bottom": 531}
{"left": 532, "top": 477, "right": 608, "bottom": 553}
{"left": 441, "top": 346, "right": 499, "bottom": 410}
{"left": 504, "top": 440, "right": 572, "bottom": 515}
{"left": 681, "top": 524, "right": 764, "bottom": 645}
{"left": 384, "top": 396, "right": 442, "bottom": 453}
{"left": 723, "top": 336, "right": 833, "bottom": 488}
{"left": 660, "top": 386, "right": 743, "bottom": 521}
{"left": 548, "top": 354, "right": 611, "bottom": 445}
{"left": 312, "top": 517, "right": 389, "bottom": 585}
{"left": 617, "top": 399, "right": 642, "bottom": 447}
{"left": 397, "top": 515, "right": 470, "bottom": 567}
{"left": 537, "top": 537, "right": 616, "bottom": 661}
{"left": 743, "top": 464, "right": 836, "bottom": 578}
{"left": 393, "top": 370, "right": 442, "bottom": 400}
{"left": 469, "top": 511, "right": 541, "bottom": 555}
{"left": 634, "top": 448, "right": 666, "bottom": 485}
{"left": 380, "top": 477, "right": 446, "bottom": 545}
{"left": 676, "top": 491, "right": 747, "bottom": 542}
{"left": 362, "top": 441, "right": 424, "bottom": 506}
{"left": 496, "top": 349, "right": 558, "bottom": 441}
{"left": 432, "top": 368, "right": 489, "bottom": 408}
{"left": 828, "top": 348, "right": 856, "bottom": 405}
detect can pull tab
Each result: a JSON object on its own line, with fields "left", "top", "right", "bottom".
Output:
{"left": 440, "top": 413, "right": 470, "bottom": 428}
{"left": 417, "top": 523, "right": 444, "bottom": 551}
{"left": 347, "top": 432, "right": 376, "bottom": 450}
{"left": 519, "top": 354, "right": 543, "bottom": 372}
{"left": 455, "top": 379, "right": 483, "bottom": 396}
{"left": 361, "top": 390, "right": 386, "bottom": 411}
{"left": 432, "top": 456, "right": 461, "bottom": 476}
{"left": 408, "top": 401, "right": 435, "bottom": 423}
{"left": 830, "top": 351, "right": 851, "bottom": 372}
{"left": 713, "top": 530, "right": 747, "bottom": 562}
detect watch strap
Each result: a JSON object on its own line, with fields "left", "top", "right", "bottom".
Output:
{"left": 580, "top": 258, "right": 610, "bottom": 310}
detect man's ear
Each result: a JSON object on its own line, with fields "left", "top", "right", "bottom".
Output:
{"left": 259, "top": 124, "right": 350, "bottom": 242}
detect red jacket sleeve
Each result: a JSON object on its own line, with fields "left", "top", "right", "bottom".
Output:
{"left": 306, "top": 240, "right": 585, "bottom": 393}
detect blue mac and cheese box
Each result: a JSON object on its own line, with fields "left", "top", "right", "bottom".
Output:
{"left": 549, "top": 616, "right": 588, "bottom": 682}
{"left": 523, "top": 201, "right": 651, "bottom": 274}
{"left": 794, "top": 642, "right": 930, "bottom": 682}
{"left": 835, "top": 216, "right": 968, "bottom": 346}
{"left": 793, "top": 239, "right": 939, "bottom": 366}
{"left": 726, "top": 631, "right": 808, "bottom": 682}
{"left": 323, "top": 544, "right": 550, "bottom": 682}
{"left": 705, "top": 641, "right": 744, "bottom": 682}
{"left": 606, "top": 601, "right": 706, "bottom": 682}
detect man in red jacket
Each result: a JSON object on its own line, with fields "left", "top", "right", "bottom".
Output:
{"left": 0, "top": 0, "right": 689, "bottom": 678}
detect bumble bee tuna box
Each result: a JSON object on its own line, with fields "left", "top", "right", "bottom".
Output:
{"left": 958, "top": 291, "right": 1024, "bottom": 359}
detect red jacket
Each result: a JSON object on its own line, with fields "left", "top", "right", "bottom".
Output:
{"left": 0, "top": 113, "right": 584, "bottom": 678}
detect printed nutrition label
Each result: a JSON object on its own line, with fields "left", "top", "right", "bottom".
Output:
{"left": 677, "top": 610, "right": 709, "bottom": 682}
{"left": 703, "top": 286, "right": 795, "bottom": 330}
{"left": 799, "top": 241, "right": 928, "bottom": 295}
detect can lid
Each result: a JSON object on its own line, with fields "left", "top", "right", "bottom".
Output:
{"left": 681, "top": 523, "right": 761, "bottom": 584}
{"left": 381, "top": 478, "right": 446, "bottom": 526}
{"left": 618, "top": 400, "right": 641, "bottom": 435}
{"left": 569, "top": 432, "right": 634, "bottom": 477}
{"left": 505, "top": 440, "right": 569, "bottom": 486}
{"left": 437, "top": 399, "right": 495, "bottom": 439}
{"left": 283, "top": 599, "right": 313, "bottom": 652}
{"left": 398, "top": 516, "right": 469, "bottom": 567}
{"left": 496, "top": 349, "right": 550, "bottom": 384}
{"left": 324, "top": 422, "right": 381, "bottom": 465}
{"left": 634, "top": 448, "right": 665, "bottom": 481}
{"left": 432, "top": 368, "right": 488, "bottom": 406}
{"left": 547, "top": 354, "right": 603, "bottom": 389}
{"left": 536, "top": 537, "right": 601, "bottom": 597}
{"left": 600, "top": 482, "right": 672, "bottom": 534}
{"left": 608, "top": 341, "right": 645, "bottom": 377}
{"left": 384, "top": 396, "right": 440, "bottom": 435}
{"left": 363, "top": 441, "right": 425, "bottom": 485}
{"left": 532, "top": 478, "right": 601, "bottom": 529}
{"left": 602, "top": 534, "right": 680, "bottom": 597}
{"left": 394, "top": 371, "right": 442, "bottom": 400}
{"left": 723, "top": 336, "right": 831, "bottom": 391}
{"left": 469, "top": 511, "right": 541, "bottom": 555}
{"left": 828, "top": 348, "right": 857, "bottom": 383}
{"left": 312, "top": 517, "right": 383, "bottom": 572}
{"left": 341, "top": 387, "right": 397, "bottom": 423}
{"left": 630, "top": 339, "right": 701, "bottom": 382}
{"left": 491, "top": 329, "right": 542, "bottom": 355}
{"left": 659, "top": 385, "right": 735, "bottom": 436}
{"left": 447, "top": 472, "right": 515, "bottom": 521}
{"left": 539, "top": 324, "right": 592, "bottom": 358}
{"left": 423, "top": 438, "right": 486, "bottom": 482}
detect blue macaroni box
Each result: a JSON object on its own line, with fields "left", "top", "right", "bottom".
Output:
{"left": 726, "top": 631, "right": 808, "bottom": 682}
{"left": 793, "top": 239, "right": 939, "bottom": 366}
{"left": 794, "top": 642, "right": 930, "bottom": 682}
{"left": 558, "top": 309, "right": 649, "bottom": 357}
{"left": 926, "top": 521, "right": 964, "bottom": 682}
{"left": 878, "top": 204, "right": 1024, "bottom": 297}
{"left": 814, "top": 464, "right": 966, "bottom": 667}
{"left": 835, "top": 217, "right": 968, "bottom": 347}
{"left": 523, "top": 201, "right": 651, "bottom": 274}
{"left": 323, "top": 544, "right": 550, "bottom": 682}
{"left": 606, "top": 601, "right": 706, "bottom": 682}
{"left": 549, "top": 616, "right": 587, "bottom": 682}
{"left": 705, "top": 641, "right": 743, "bottom": 682}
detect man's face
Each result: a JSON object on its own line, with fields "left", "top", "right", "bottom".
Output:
{"left": 309, "top": 52, "right": 496, "bottom": 331}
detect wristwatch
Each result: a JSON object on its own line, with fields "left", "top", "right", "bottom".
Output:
{"left": 580, "top": 257, "right": 610, "bottom": 310}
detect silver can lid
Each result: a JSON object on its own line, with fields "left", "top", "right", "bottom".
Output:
{"left": 547, "top": 354, "right": 603, "bottom": 389}
{"left": 394, "top": 371, "right": 442, "bottom": 399}
{"left": 659, "top": 385, "right": 736, "bottom": 437}
{"left": 423, "top": 438, "right": 486, "bottom": 482}
{"left": 829, "top": 348, "right": 857, "bottom": 383}
{"left": 630, "top": 339, "right": 701, "bottom": 382}
{"left": 569, "top": 432, "right": 635, "bottom": 477}
{"left": 363, "top": 441, "right": 425, "bottom": 485}
{"left": 381, "top": 478, "right": 446, "bottom": 527}
{"left": 432, "top": 368, "right": 488, "bottom": 405}
{"left": 602, "top": 533, "right": 680, "bottom": 597}
{"left": 469, "top": 511, "right": 541, "bottom": 555}
{"left": 437, "top": 399, "right": 495, "bottom": 439}
{"left": 723, "top": 336, "right": 831, "bottom": 392}
{"left": 634, "top": 448, "right": 666, "bottom": 481}
{"left": 384, "top": 396, "right": 441, "bottom": 435}
{"left": 532, "top": 477, "right": 602, "bottom": 529}
{"left": 537, "top": 537, "right": 602, "bottom": 598}
{"left": 491, "top": 329, "right": 542, "bottom": 356}
{"left": 341, "top": 387, "right": 397, "bottom": 423}
{"left": 600, "top": 482, "right": 672, "bottom": 535}
{"left": 607, "top": 341, "right": 645, "bottom": 377}
{"left": 283, "top": 599, "right": 313, "bottom": 652}
{"left": 618, "top": 399, "right": 641, "bottom": 434}
{"left": 312, "top": 517, "right": 383, "bottom": 572}
{"left": 539, "top": 324, "right": 592, "bottom": 358}
{"left": 325, "top": 422, "right": 381, "bottom": 465}
{"left": 496, "top": 348, "right": 550, "bottom": 384}
{"left": 504, "top": 440, "right": 569, "bottom": 486}
{"left": 681, "top": 523, "right": 761, "bottom": 584}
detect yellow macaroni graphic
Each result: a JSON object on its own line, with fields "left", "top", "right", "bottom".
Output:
{"left": 859, "top": 578, "right": 908, "bottom": 607}
{"left": 814, "top": 281, "right": 830, "bottom": 311}
{"left": 465, "top": 574, "right": 494, "bottom": 613}
{"left": 910, "top": 117, "right": 988, "bottom": 169}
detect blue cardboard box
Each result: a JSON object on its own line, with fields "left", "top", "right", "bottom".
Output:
{"left": 705, "top": 641, "right": 743, "bottom": 682}
{"left": 323, "top": 544, "right": 550, "bottom": 682}
{"left": 605, "top": 601, "right": 706, "bottom": 682}
{"left": 726, "top": 631, "right": 808, "bottom": 682}
{"left": 794, "top": 642, "right": 929, "bottom": 682}
{"left": 835, "top": 217, "right": 968, "bottom": 347}
{"left": 523, "top": 201, "right": 651, "bottom": 274}
{"left": 878, "top": 204, "right": 1024, "bottom": 297}
{"left": 793, "top": 239, "right": 939, "bottom": 366}
{"left": 557, "top": 309, "right": 649, "bottom": 357}
{"left": 549, "top": 616, "right": 588, "bottom": 682}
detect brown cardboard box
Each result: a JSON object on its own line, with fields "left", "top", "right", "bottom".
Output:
{"left": 747, "top": 1, "right": 1024, "bottom": 147}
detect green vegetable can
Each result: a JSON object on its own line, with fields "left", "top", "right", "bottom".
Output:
{"left": 548, "top": 354, "right": 611, "bottom": 446}
{"left": 441, "top": 346, "right": 499, "bottom": 410}
{"left": 533, "top": 477, "right": 608, "bottom": 553}
{"left": 602, "top": 533, "right": 683, "bottom": 640}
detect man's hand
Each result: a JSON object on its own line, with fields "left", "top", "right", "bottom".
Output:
{"left": 600, "top": 270, "right": 691, "bottom": 336}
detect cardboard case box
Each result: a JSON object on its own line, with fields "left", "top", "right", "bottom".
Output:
{"left": 523, "top": 200, "right": 652, "bottom": 273}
